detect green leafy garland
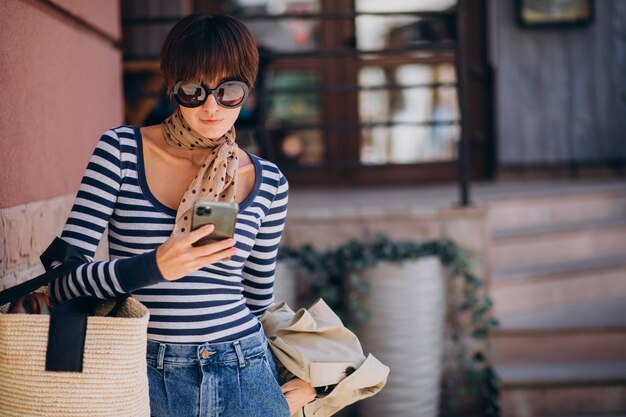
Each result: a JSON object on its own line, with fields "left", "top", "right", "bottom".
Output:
{"left": 278, "top": 234, "right": 500, "bottom": 417}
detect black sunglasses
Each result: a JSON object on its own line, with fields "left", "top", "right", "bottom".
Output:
{"left": 173, "top": 80, "right": 250, "bottom": 109}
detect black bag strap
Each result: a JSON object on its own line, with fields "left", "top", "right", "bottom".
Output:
{"left": 46, "top": 297, "right": 94, "bottom": 372}
{"left": 45, "top": 295, "right": 130, "bottom": 372}
{"left": 0, "top": 237, "right": 88, "bottom": 307}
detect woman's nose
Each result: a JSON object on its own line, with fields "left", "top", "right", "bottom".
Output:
{"left": 201, "top": 94, "right": 220, "bottom": 113}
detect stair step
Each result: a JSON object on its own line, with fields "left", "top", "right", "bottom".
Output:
{"left": 497, "top": 361, "right": 626, "bottom": 387}
{"left": 488, "top": 186, "right": 626, "bottom": 231}
{"left": 534, "top": 415, "right": 626, "bottom": 417}
{"left": 492, "top": 217, "right": 626, "bottom": 240}
{"left": 492, "top": 253, "right": 626, "bottom": 282}
{"left": 491, "top": 328, "right": 626, "bottom": 364}
{"left": 491, "top": 256, "right": 626, "bottom": 316}
{"left": 498, "top": 362, "right": 626, "bottom": 417}
{"left": 489, "top": 219, "right": 626, "bottom": 270}
{"left": 497, "top": 297, "right": 626, "bottom": 330}
{"left": 487, "top": 185, "right": 626, "bottom": 417}
{"left": 502, "top": 385, "right": 626, "bottom": 417}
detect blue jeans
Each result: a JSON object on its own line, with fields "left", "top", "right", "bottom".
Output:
{"left": 146, "top": 328, "right": 291, "bottom": 417}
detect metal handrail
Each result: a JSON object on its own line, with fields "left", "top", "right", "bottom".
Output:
{"left": 256, "top": 120, "right": 460, "bottom": 130}
{"left": 127, "top": 82, "right": 457, "bottom": 98}
{"left": 124, "top": 42, "right": 456, "bottom": 61}
{"left": 122, "top": 10, "right": 457, "bottom": 25}
{"left": 268, "top": 82, "right": 458, "bottom": 94}
{"left": 455, "top": 0, "right": 470, "bottom": 206}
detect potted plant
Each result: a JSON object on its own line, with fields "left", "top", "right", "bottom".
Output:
{"left": 278, "top": 235, "right": 500, "bottom": 417}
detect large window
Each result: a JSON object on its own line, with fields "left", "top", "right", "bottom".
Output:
{"left": 122, "top": 0, "right": 475, "bottom": 185}
{"left": 224, "top": 0, "right": 459, "bottom": 184}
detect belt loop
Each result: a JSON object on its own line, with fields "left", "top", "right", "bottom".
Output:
{"left": 157, "top": 343, "right": 166, "bottom": 370}
{"left": 233, "top": 340, "right": 245, "bottom": 368}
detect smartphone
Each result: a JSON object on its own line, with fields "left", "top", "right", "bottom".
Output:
{"left": 190, "top": 200, "right": 239, "bottom": 247}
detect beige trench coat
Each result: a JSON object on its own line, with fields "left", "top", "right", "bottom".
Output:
{"left": 260, "top": 299, "right": 390, "bottom": 417}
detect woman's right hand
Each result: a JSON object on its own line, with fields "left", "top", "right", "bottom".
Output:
{"left": 155, "top": 224, "right": 237, "bottom": 281}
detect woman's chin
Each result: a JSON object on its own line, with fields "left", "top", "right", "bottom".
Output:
{"left": 193, "top": 125, "right": 228, "bottom": 139}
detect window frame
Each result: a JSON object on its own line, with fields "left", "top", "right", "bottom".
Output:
{"left": 175, "top": 1, "right": 491, "bottom": 184}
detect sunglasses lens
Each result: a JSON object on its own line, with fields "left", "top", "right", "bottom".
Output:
{"left": 175, "top": 82, "right": 207, "bottom": 107}
{"left": 217, "top": 82, "right": 246, "bottom": 107}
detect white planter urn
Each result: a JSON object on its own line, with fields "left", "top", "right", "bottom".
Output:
{"left": 357, "top": 256, "right": 445, "bottom": 417}
{"left": 273, "top": 259, "right": 298, "bottom": 309}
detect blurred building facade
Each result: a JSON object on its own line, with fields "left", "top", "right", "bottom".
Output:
{"left": 1, "top": 1, "right": 625, "bottom": 416}
{"left": 121, "top": 1, "right": 626, "bottom": 415}
{"left": 492, "top": 0, "right": 626, "bottom": 172}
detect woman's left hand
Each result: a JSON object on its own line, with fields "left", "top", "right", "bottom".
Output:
{"left": 281, "top": 378, "right": 316, "bottom": 415}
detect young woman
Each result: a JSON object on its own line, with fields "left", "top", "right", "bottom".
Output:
{"left": 50, "top": 13, "right": 315, "bottom": 417}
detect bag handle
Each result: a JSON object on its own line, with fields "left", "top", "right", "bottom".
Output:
{"left": 0, "top": 237, "right": 88, "bottom": 306}
{"left": 0, "top": 237, "right": 112, "bottom": 373}
{"left": 45, "top": 295, "right": 129, "bottom": 372}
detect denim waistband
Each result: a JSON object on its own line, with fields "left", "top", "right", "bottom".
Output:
{"left": 147, "top": 326, "right": 268, "bottom": 368}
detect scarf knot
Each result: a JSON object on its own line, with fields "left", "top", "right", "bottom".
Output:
{"left": 161, "top": 108, "right": 239, "bottom": 235}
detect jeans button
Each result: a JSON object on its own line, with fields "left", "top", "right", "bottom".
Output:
{"left": 201, "top": 350, "right": 210, "bottom": 359}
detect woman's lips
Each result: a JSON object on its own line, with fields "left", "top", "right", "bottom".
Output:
{"left": 200, "top": 118, "right": 221, "bottom": 125}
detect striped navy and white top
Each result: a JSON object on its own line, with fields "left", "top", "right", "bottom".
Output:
{"left": 50, "top": 125, "right": 289, "bottom": 344}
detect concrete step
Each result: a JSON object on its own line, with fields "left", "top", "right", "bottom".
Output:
{"left": 498, "top": 362, "right": 626, "bottom": 417}
{"left": 497, "top": 297, "right": 626, "bottom": 330}
{"left": 489, "top": 217, "right": 626, "bottom": 271}
{"left": 488, "top": 187, "right": 626, "bottom": 232}
{"left": 491, "top": 294, "right": 626, "bottom": 364}
{"left": 534, "top": 415, "right": 626, "bottom": 417}
{"left": 492, "top": 216, "right": 626, "bottom": 240}
{"left": 488, "top": 185, "right": 626, "bottom": 417}
{"left": 533, "top": 415, "right": 626, "bottom": 417}
{"left": 498, "top": 361, "right": 626, "bottom": 386}
{"left": 491, "top": 328, "right": 626, "bottom": 364}
{"left": 492, "top": 253, "right": 626, "bottom": 282}
{"left": 490, "top": 255, "right": 626, "bottom": 316}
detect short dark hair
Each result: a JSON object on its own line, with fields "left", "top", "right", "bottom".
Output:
{"left": 160, "top": 14, "right": 259, "bottom": 97}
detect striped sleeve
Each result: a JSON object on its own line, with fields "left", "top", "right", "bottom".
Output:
{"left": 50, "top": 129, "right": 165, "bottom": 304}
{"left": 241, "top": 170, "right": 288, "bottom": 316}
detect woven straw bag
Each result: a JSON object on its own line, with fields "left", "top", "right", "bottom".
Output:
{"left": 0, "top": 238, "right": 151, "bottom": 417}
